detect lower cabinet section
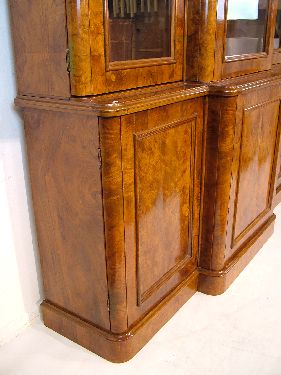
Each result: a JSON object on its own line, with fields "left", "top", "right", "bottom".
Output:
{"left": 17, "top": 77, "right": 281, "bottom": 362}
{"left": 199, "top": 79, "right": 281, "bottom": 295}
{"left": 18, "top": 89, "right": 205, "bottom": 362}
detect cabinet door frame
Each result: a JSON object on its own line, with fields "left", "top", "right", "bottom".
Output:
{"left": 103, "top": 0, "right": 177, "bottom": 71}
{"left": 120, "top": 99, "right": 203, "bottom": 325}
{"left": 66, "top": 0, "right": 184, "bottom": 96}
{"left": 225, "top": 92, "right": 281, "bottom": 260}
{"left": 214, "top": 0, "right": 277, "bottom": 80}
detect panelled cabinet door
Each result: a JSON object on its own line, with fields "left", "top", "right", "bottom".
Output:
{"left": 120, "top": 99, "right": 203, "bottom": 324}
{"left": 225, "top": 89, "right": 281, "bottom": 260}
{"left": 66, "top": 0, "right": 184, "bottom": 96}
{"left": 214, "top": 0, "right": 277, "bottom": 79}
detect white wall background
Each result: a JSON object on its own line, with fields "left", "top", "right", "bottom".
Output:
{"left": 0, "top": 1, "right": 42, "bottom": 345}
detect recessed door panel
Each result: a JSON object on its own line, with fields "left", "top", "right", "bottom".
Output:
{"left": 134, "top": 120, "right": 193, "bottom": 305}
{"left": 233, "top": 100, "right": 280, "bottom": 245}
{"left": 121, "top": 100, "right": 203, "bottom": 324}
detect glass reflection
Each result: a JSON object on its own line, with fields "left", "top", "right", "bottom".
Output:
{"left": 225, "top": 0, "right": 269, "bottom": 57}
{"left": 107, "top": 0, "right": 172, "bottom": 62}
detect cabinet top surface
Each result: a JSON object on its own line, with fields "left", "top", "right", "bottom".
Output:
{"left": 16, "top": 82, "right": 208, "bottom": 117}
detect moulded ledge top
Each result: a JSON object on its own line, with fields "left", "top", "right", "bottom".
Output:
{"left": 15, "top": 82, "right": 208, "bottom": 118}
{"left": 209, "top": 69, "right": 281, "bottom": 97}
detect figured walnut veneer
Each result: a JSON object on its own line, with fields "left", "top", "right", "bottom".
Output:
{"left": 9, "top": 0, "right": 281, "bottom": 363}
{"left": 199, "top": 74, "right": 281, "bottom": 294}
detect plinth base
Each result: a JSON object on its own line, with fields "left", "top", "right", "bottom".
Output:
{"left": 42, "top": 271, "right": 198, "bottom": 363}
{"left": 198, "top": 215, "right": 275, "bottom": 295}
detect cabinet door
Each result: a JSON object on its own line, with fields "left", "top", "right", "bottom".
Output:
{"left": 120, "top": 99, "right": 203, "bottom": 324}
{"left": 214, "top": 0, "right": 276, "bottom": 79}
{"left": 67, "top": 0, "right": 184, "bottom": 96}
{"left": 226, "top": 91, "right": 281, "bottom": 259}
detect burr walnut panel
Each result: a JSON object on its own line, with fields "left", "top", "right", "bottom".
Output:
{"left": 233, "top": 100, "right": 281, "bottom": 245}
{"left": 120, "top": 99, "right": 204, "bottom": 325}
{"left": 134, "top": 119, "right": 194, "bottom": 305}
{"left": 8, "top": 0, "right": 281, "bottom": 362}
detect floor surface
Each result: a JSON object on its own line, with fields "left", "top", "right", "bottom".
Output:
{"left": 1, "top": 204, "right": 281, "bottom": 375}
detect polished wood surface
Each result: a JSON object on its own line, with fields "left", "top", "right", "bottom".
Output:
{"left": 9, "top": 0, "right": 281, "bottom": 363}
{"left": 274, "top": 136, "right": 281, "bottom": 206}
{"left": 23, "top": 109, "right": 110, "bottom": 329}
{"left": 121, "top": 99, "right": 203, "bottom": 324}
{"left": 232, "top": 99, "right": 279, "bottom": 247}
{"left": 185, "top": 0, "right": 217, "bottom": 82}
{"left": 66, "top": 0, "right": 185, "bottom": 96}
{"left": 9, "top": 0, "right": 70, "bottom": 97}
{"left": 199, "top": 73, "right": 281, "bottom": 294}
{"left": 42, "top": 270, "right": 198, "bottom": 363}
{"left": 186, "top": 0, "right": 279, "bottom": 82}
{"left": 99, "top": 116, "right": 128, "bottom": 333}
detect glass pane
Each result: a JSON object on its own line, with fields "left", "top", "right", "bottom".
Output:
{"left": 107, "top": 0, "right": 172, "bottom": 63}
{"left": 274, "top": 1, "right": 281, "bottom": 49}
{"left": 225, "top": 0, "right": 269, "bottom": 57}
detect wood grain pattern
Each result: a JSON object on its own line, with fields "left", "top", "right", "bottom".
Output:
{"left": 10, "top": 1, "right": 281, "bottom": 362}
{"left": 232, "top": 100, "right": 280, "bottom": 245}
{"left": 9, "top": 0, "right": 70, "bottom": 97}
{"left": 199, "top": 214, "right": 275, "bottom": 295}
{"left": 66, "top": 0, "right": 185, "bottom": 95}
{"left": 199, "top": 78, "right": 281, "bottom": 294}
{"left": 15, "top": 82, "right": 208, "bottom": 117}
{"left": 134, "top": 119, "right": 194, "bottom": 305}
{"left": 199, "top": 95, "right": 238, "bottom": 271}
{"left": 185, "top": 0, "right": 218, "bottom": 82}
{"left": 273, "top": 135, "right": 281, "bottom": 206}
{"left": 23, "top": 109, "right": 110, "bottom": 329}
{"left": 98, "top": 117, "right": 128, "bottom": 333}
{"left": 42, "top": 270, "right": 198, "bottom": 362}
{"left": 121, "top": 99, "right": 204, "bottom": 325}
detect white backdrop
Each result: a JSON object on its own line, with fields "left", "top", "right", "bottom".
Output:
{"left": 0, "top": 0, "right": 42, "bottom": 345}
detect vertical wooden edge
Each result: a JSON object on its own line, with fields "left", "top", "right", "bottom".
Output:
{"left": 98, "top": 116, "right": 128, "bottom": 333}
{"left": 270, "top": 99, "right": 281, "bottom": 209}
{"left": 273, "top": 185, "right": 281, "bottom": 207}
{"left": 273, "top": 99, "right": 281, "bottom": 207}
{"left": 199, "top": 95, "right": 238, "bottom": 271}
{"left": 213, "top": 0, "right": 227, "bottom": 81}
{"left": 66, "top": 0, "right": 92, "bottom": 96}
{"left": 185, "top": 0, "right": 218, "bottom": 82}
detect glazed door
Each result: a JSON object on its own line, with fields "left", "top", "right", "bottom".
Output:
{"left": 214, "top": 0, "right": 276, "bottom": 79}
{"left": 121, "top": 99, "right": 203, "bottom": 324}
{"left": 66, "top": 0, "right": 184, "bottom": 96}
